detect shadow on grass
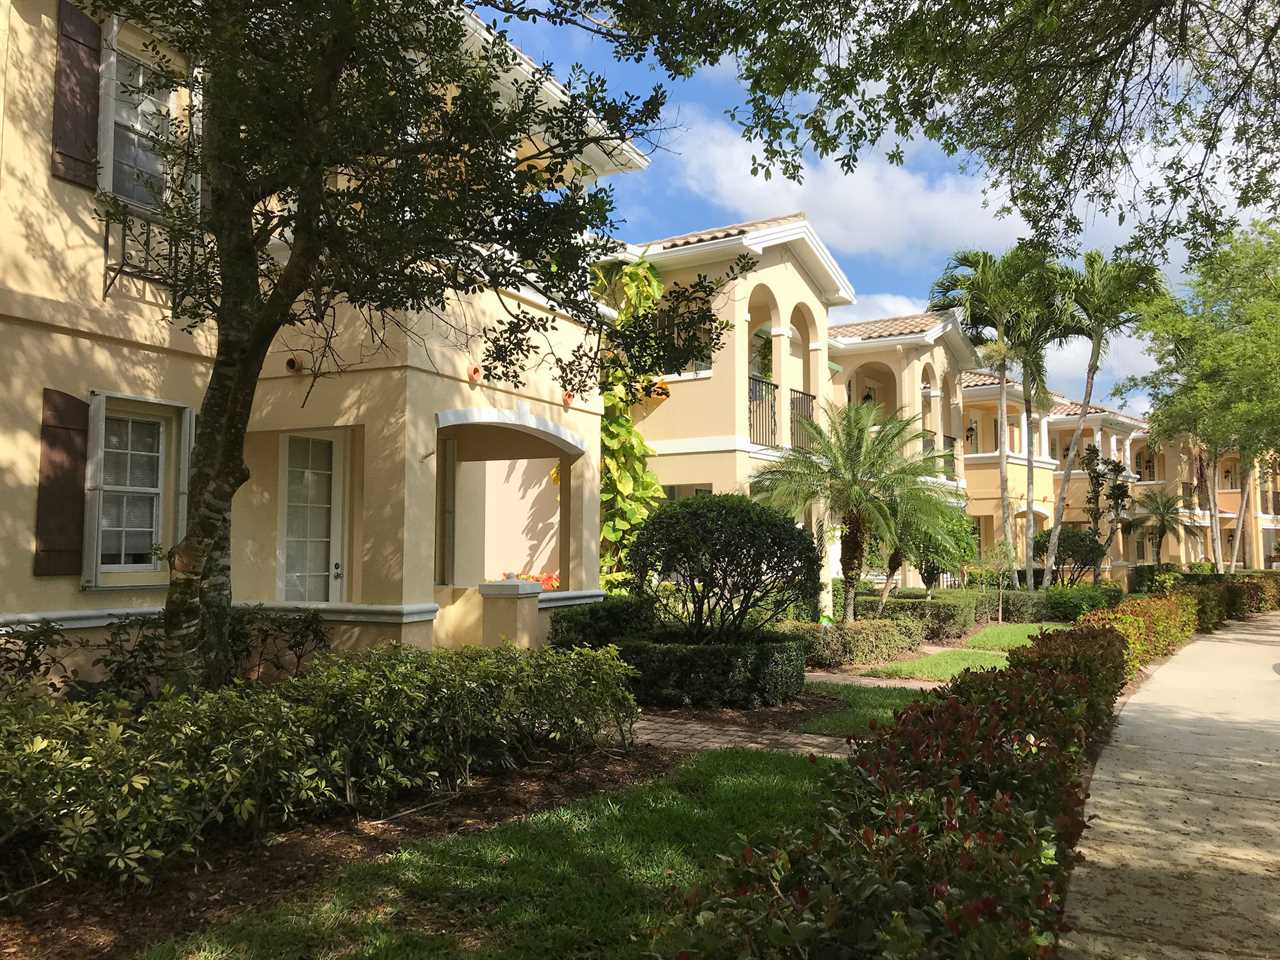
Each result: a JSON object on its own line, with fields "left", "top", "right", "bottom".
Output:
{"left": 140, "top": 750, "right": 828, "bottom": 960}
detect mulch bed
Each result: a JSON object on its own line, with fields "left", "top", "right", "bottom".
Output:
{"left": 643, "top": 691, "right": 846, "bottom": 731}
{"left": 0, "top": 745, "right": 677, "bottom": 960}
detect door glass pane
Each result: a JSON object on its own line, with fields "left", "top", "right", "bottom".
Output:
{"left": 284, "top": 436, "right": 335, "bottom": 603}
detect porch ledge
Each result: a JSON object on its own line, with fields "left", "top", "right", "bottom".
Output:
{"left": 538, "top": 589, "right": 605, "bottom": 610}
{"left": 0, "top": 600, "right": 441, "bottom": 629}
{"left": 478, "top": 579, "right": 544, "bottom": 598}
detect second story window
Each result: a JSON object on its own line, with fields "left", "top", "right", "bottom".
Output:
{"left": 110, "top": 52, "right": 169, "bottom": 206}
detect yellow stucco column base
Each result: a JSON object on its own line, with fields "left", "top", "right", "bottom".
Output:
{"left": 479, "top": 580, "right": 543, "bottom": 648}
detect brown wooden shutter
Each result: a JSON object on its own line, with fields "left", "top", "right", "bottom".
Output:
{"left": 50, "top": 1, "right": 101, "bottom": 189}
{"left": 33, "top": 389, "right": 90, "bottom": 576}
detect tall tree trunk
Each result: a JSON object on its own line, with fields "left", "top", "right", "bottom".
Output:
{"left": 1208, "top": 449, "right": 1225, "bottom": 573}
{"left": 165, "top": 324, "right": 276, "bottom": 687}
{"left": 839, "top": 516, "right": 866, "bottom": 625}
{"left": 1022, "top": 386, "right": 1036, "bottom": 591}
{"left": 876, "top": 550, "right": 903, "bottom": 616}
{"left": 1042, "top": 336, "right": 1101, "bottom": 587}
{"left": 997, "top": 364, "right": 1013, "bottom": 547}
{"left": 1230, "top": 464, "right": 1251, "bottom": 572}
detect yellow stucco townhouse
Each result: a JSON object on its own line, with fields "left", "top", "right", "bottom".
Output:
{"left": 0, "top": 0, "right": 635, "bottom": 648}
{"left": 631, "top": 217, "right": 1280, "bottom": 585}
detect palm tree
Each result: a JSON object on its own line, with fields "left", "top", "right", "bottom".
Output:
{"left": 1126, "top": 488, "right": 1196, "bottom": 564}
{"left": 751, "top": 402, "right": 945, "bottom": 624}
{"left": 931, "top": 245, "right": 1047, "bottom": 550}
{"left": 1006, "top": 276, "right": 1074, "bottom": 589}
{"left": 1041, "top": 251, "right": 1163, "bottom": 583}
{"left": 873, "top": 493, "right": 973, "bottom": 615}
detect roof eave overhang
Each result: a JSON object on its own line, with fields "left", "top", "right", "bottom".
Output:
{"left": 633, "top": 220, "right": 856, "bottom": 307}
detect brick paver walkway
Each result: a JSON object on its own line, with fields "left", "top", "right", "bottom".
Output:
{"left": 805, "top": 670, "right": 940, "bottom": 691}
{"left": 633, "top": 715, "right": 848, "bottom": 758}
{"left": 1061, "top": 611, "right": 1280, "bottom": 959}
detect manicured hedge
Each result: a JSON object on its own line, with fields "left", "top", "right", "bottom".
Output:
{"left": 616, "top": 636, "right": 804, "bottom": 708}
{"left": 545, "top": 594, "right": 656, "bottom": 649}
{"left": 830, "top": 582, "right": 976, "bottom": 640}
{"left": 779, "top": 618, "right": 924, "bottom": 669}
{"left": 670, "top": 621, "right": 1128, "bottom": 957}
{"left": 0, "top": 645, "right": 637, "bottom": 889}
{"left": 1078, "top": 593, "right": 1198, "bottom": 679}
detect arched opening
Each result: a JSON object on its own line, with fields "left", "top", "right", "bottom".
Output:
{"left": 433, "top": 409, "right": 586, "bottom": 591}
{"left": 847, "top": 361, "right": 899, "bottom": 412}
{"left": 746, "top": 285, "right": 781, "bottom": 445}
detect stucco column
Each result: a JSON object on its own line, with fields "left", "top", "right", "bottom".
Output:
{"left": 1124, "top": 432, "right": 1136, "bottom": 473}
{"left": 953, "top": 392, "right": 967, "bottom": 484}
{"left": 1038, "top": 417, "right": 1049, "bottom": 460}
{"left": 1108, "top": 431, "right": 1119, "bottom": 461}
{"left": 479, "top": 579, "right": 542, "bottom": 648}
{"left": 1018, "top": 409, "right": 1029, "bottom": 454}
{"left": 771, "top": 326, "right": 791, "bottom": 447}
{"left": 558, "top": 452, "right": 600, "bottom": 592}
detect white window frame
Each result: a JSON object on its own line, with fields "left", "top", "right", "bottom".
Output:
{"left": 97, "top": 18, "right": 188, "bottom": 209}
{"left": 81, "top": 391, "right": 195, "bottom": 589}
{"left": 276, "top": 431, "right": 347, "bottom": 604}
{"left": 98, "top": 413, "right": 165, "bottom": 572}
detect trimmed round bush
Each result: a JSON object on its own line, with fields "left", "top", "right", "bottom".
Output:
{"left": 779, "top": 618, "right": 923, "bottom": 669}
{"left": 627, "top": 494, "right": 821, "bottom": 642}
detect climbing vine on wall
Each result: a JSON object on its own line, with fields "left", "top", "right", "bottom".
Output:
{"left": 594, "top": 259, "right": 668, "bottom": 591}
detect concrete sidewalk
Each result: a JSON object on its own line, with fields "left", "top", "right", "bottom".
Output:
{"left": 1061, "top": 612, "right": 1280, "bottom": 959}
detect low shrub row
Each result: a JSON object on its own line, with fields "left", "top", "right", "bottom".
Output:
{"left": 1079, "top": 593, "right": 1198, "bottom": 679}
{"left": 0, "top": 645, "right": 637, "bottom": 891}
{"left": 619, "top": 636, "right": 805, "bottom": 708}
{"left": 779, "top": 618, "right": 924, "bottom": 669}
{"left": 831, "top": 585, "right": 976, "bottom": 640}
{"left": 670, "top": 621, "right": 1128, "bottom": 957}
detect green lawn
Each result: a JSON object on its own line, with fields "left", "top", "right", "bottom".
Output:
{"left": 799, "top": 681, "right": 922, "bottom": 737}
{"left": 865, "top": 648, "right": 1008, "bottom": 682}
{"left": 964, "top": 621, "right": 1070, "bottom": 652}
{"left": 138, "top": 750, "right": 827, "bottom": 960}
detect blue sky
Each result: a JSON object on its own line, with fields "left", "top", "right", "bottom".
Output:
{"left": 503, "top": 16, "right": 1157, "bottom": 412}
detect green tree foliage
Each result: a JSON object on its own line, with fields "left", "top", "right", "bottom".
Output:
{"left": 1033, "top": 527, "right": 1105, "bottom": 587}
{"left": 1081, "top": 445, "right": 1131, "bottom": 585}
{"left": 873, "top": 496, "right": 975, "bottom": 612}
{"left": 751, "top": 402, "right": 945, "bottom": 624}
{"left": 79, "top": 0, "right": 727, "bottom": 675}
{"left": 1126, "top": 489, "right": 1198, "bottom": 567}
{"left": 931, "top": 243, "right": 1054, "bottom": 548}
{"left": 1042, "top": 251, "right": 1164, "bottom": 586}
{"left": 1119, "top": 221, "right": 1280, "bottom": 571}
{"left": 637, "top": 0, "right": 1280, "bottom": 255}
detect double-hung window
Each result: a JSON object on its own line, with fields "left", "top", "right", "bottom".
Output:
{"left": 99, "top": 415, "right": 163, "bottom": 569}
{"left": 97, "top": 19, "right": 178, "bottom": 209}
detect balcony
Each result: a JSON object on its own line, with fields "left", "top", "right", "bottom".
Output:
{"left": 790, "top": 388, "right": 815, "bottom": 448}
{"left": 748, "top": 376, "right": 777, "bottom": 447}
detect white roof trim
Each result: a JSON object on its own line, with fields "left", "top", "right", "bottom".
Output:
{"left": 436, "top": 406, "right": 587, "bottom": 456}
{"left": 632, "top": 219, "right": 855, "bottom": 307}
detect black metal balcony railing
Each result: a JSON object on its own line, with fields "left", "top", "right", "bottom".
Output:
{"left": 922, "top": 430, "right": 936, "bottom": 453}
{"left": 1270, "top": 491, "right": 1280, "bottom": 516}
{"left": 943, "top": 435, "right": 958, "bottom": 480}
{"left": 748, "top": 376, "right": 777, "bottom": 447}
{"left": 790, "top": 388, "right": 815, "bottom": 448}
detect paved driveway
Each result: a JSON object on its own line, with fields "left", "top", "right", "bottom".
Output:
{"left": 1062, "top": 612, "right": 1280, "bottom": 959}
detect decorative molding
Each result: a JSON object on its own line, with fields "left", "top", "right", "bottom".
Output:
{"left": 661, "top": 369, "right": 713, "bottom": 383}
{"left": 648, "top": 434, "right": 751, "bottom": 456}
{"left": 0, "top": 601, "right": 441, "bottom": 629}
{"left": 965, "top": 452, "right": 1061, "bottom": 471}
{"left": 478, "top": 579, "right": 543, "bottom": 598}
{"left": 436, "top": 406, "right": 587, "bottom": 455}
{"left": 538, "top": 589, "right": 605, "bottom": 610}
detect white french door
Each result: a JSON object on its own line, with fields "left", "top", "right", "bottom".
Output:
{"left": 278, "top": 432, "right": 346, "bottom": 602}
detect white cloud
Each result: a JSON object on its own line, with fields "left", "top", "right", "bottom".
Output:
{"left": 1044, "top": 332, "right": 1155, "bottom": 412}
{"left": 829, "top": 294, "right": 929, "bottom": 324}
{"left": 668, "top": 109, "right": 1027, "bottom": 263}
